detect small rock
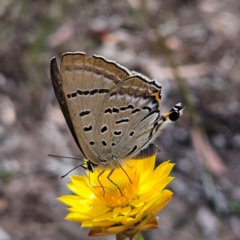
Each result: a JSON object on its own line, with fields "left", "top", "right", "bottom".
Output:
{"left": 0, "top": 227, "right": 11, "bottom": 240}
{"left": 196, "top": 207, "right": 219, "bottom": 237}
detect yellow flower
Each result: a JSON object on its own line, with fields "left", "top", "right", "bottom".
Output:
{"left": 58, "top": 156, "right": 174, "bottom": 239}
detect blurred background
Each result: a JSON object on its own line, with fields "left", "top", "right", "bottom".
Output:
{"left": 0, "top": 0, "right": 240, "bottom": 239}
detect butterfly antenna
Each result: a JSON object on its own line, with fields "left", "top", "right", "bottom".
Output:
{"left": 48, "top": 154, "right": 82, "bottom": 161}
{"left": 59, "top": 163, "right": 85, "bottom": 179}
{"left": 48, "top": 154, "right": 86, "bottom": 179}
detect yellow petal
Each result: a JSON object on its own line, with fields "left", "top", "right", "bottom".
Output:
{"left": 57, "top": 195, "right": 88, "bottom": 207}
{"left": 94, "top": 212, "right": 113, "bottom": 221}
{"left": 130, "top": 199, "right": 144, "bottom": 207}
{"left": 129, "top": 207, "right": 142, "bottom": 216}
{"left": 82, "top": 220, "right": 113, "bottom": 227}
{"left": 65, "top": 212, "right": 89, "bottom": 222}
{"left": 113, "top": 206, "right": 121, "bottom": 217}
{"left": 67, "top": 183, "right": 93, "bottom": 199}
{"left": 120, "top": 206, "right": 131, "bottom": 215}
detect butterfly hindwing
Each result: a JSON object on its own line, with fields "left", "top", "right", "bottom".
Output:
{"left": 97, "top": 74, "right": 163, "bottom": 161}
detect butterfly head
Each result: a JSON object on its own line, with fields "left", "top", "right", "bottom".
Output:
{"left": 84, "top": 159, "right": 97, "bottom": 172}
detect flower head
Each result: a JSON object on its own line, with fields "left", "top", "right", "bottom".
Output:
{"left": 58, "top": 156, "right": 174, "bottom": 239}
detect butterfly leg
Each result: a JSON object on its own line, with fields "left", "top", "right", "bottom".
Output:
{"left": 118, "top": 163, "right": 132, "bottom": 184}
{"left": 97, "top": 170, "right": 106, "bottom": 196}
{"left": 87, "top": 171, "right": 111, "bottom": 196}
{"left": 106, "top": 169, "right": 124, "bottom": 197}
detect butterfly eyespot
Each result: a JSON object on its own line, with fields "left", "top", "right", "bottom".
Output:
{"left": 89, "top": 141, "right": 95, "bottom": 145}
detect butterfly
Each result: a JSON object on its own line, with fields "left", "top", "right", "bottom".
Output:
{"left": 50, "top": 52, "right": 183, "bottom": 181}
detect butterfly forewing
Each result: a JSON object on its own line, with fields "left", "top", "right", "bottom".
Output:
{"left": 51, "top": 57, "right": 84, "bottom": 152}
{"left": 55, "top": 52, "right": 132, "bottom": 164}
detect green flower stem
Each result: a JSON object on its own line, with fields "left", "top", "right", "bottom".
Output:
{"left": 135, "top": 232, "right": 144, "bottom": 240}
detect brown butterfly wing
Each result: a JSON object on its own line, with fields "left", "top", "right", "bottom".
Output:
{"left": 51, "top": 52, "right": 132, "bottom": 164}
{"left": 96, "top": 74, "right": 163, "bottom": 161}
{"left": 51, "top": 57, "right": 83, "bottom": 153}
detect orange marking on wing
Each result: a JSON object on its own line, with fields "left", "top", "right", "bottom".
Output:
{"left": 151, "top": 92, "right": 161, "bottom": 102}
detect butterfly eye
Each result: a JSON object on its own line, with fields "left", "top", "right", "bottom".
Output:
{"left": 87, "top": 161, "right": 95, "bottom": 172}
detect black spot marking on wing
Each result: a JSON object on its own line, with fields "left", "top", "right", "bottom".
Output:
{"left": 90, "top": 89, "right": 98, "bottom": 95}
{"left": 114, "top": 130, "right": 122, "bottom": 136}
{"left": 148, "top": 121, "right": 159, "bottom": 140}
{"left": 127, "top": 104, "right": 134, "bottom": 109}
{"left": 110, "top": 92, "right": 117, "bottom": 97}
{"left": 83, "top": 90, "right": 90, "bottom": 95}
{"left": 129, "top": 131, "right": 135, "bottom": 137}
{"left": 120, "top": 106, "right": 127, "bottom": 111}
{"left": 120, "top": 105, "right": 134, "bottom": 111}
{"left": 142, "top": 106, "right": 152, "bottom": 112}
{"left": 111, "top": 142, "right": 116, "bottom": 147}
{"left": 99, "top": 89, "right": 109, "bottom": 94}
{"left": 132, "top": 109, "right": 140, "bottom": 114}
{"left": 126, "top": 145, "right": 137, "bottom": 156}
{"left": 112, "top": 108, "right": 119, "bottom": 113}
{"left": 67, "top": 93, "right": 71, "bottom": 98}
{"left": 140, "top": 109, "right": 160, "bottom": 122}
{"left": 115, "top": 118, "right": 129, "bottom": 124}
{"left": 71, "top": 92, "right": 77, "bottom": 98}
{"left": 102, "top": 140, "right": 107, "bottom": 146}
{"left": 101, "top": 125, "right": 108, "bottom": 133}
{"left": 105, "top": 108, "right": 112, "bottom": 114}
{"left": 77, "top": 90, "right": 83, "bottom": 95}
{"left": 79, "top": 110, "right": 90, "bottom": 117}
{"left": 84, "top": 125, "right": 93, "bottom": 132}
{"left": 89, "top": 141, "right": 95, "bottom": 145}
